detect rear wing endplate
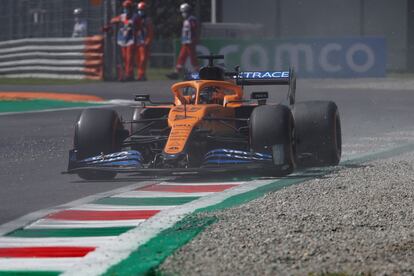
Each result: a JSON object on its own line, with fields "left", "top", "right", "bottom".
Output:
{"left": 233, "top": 68, "right": 296, "bottom": 105}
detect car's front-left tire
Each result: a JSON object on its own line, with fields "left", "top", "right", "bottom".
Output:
{"left": 74, "top": 108, "right": 124, "bottom": 180}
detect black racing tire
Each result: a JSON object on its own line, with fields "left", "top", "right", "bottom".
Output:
{"left": 293, "top": 101, "right": 342, "bottom": 167}
{"left": 249, "top": 105, "right": 295, "bottom": 176}
{"left": 74, "top": 108, "right": 123, "bottom": 180}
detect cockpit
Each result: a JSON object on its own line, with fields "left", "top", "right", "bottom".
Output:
{"left": 170, "top": 55, "right": 243, "bottom": 106}
{"left": 173, "top": 81, "right": 241, "bottom": 106}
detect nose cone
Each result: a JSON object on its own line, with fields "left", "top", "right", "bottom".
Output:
{"left": 165, "top": 105, "right": 206, "bottom": 156}
{"left": 164, "top": 122, "right": 194, "bottom": 155}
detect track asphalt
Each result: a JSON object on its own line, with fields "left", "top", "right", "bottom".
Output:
{"left": 1, "top": 79, "right": 413, "bottom": 224}
{"left": 0, "top": 79, "right": 413, "bottom": 274}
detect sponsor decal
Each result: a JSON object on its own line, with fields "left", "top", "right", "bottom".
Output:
{"left": 176, "top": 37, "right": 387, "bottom": 78}
{"left": 237, "top": 71, "right": 289, "bottom": 79}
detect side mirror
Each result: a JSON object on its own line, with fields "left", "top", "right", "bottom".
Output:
{"left": 135, "top": 94, "right": 150, "bottom": 102}
{"left": 134, "top": 94, "right": 176, "bottom": 107}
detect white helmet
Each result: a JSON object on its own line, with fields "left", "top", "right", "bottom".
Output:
{"left": 73, "top": 8, "right": 83, "bottom": 16}
{"left": 180, "top": 3, "right": 191, "bottom": 13}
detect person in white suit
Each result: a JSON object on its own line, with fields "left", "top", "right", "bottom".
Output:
{"left": 72, "top": 8, "right": 88, "bottom": 38}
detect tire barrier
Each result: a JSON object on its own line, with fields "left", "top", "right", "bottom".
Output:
{"left": 0, "top": 36, "right": 104, "bottom": 80}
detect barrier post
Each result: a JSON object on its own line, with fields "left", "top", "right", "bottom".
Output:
{"left": 103, "top": 0, "right": 116, "bottom": 80}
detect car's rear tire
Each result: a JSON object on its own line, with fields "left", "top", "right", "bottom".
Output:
{"left": 74, "top": 108, "right": 124, "bottom": 180}
{"left": 293, "top": 101, "right": 342, "bottom": 167}
{"left": 250, "top": 105, "right": 295, "bottom": 176}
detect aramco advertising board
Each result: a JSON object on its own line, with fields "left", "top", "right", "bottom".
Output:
{"left": 181, "top": 37, "right": 386, "bottom": 78}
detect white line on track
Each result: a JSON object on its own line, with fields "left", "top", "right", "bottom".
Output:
{"left": 105, "top": 99, "right": 137, "bottom": 105}
{"left": 157, "top": 181, "right": 246, "bottom": 186}
{"left": 0, "top": 99, "right": 138, "bottom": 117}
{"left": 68, "top": 204, "right": 175, "bottom": 211}
{"left": 115, "top": 191, "right": 213, "bottom": 198}
{"left": 27, "top": 219, "right": 146, "bottom": 229}
{"left": 0, "top": 237, "right": 116, "bottom": 248}
{"left": 0, "top": 258, "right": 83, "bottom": 271}
{"left": 0, "top": 104, "right": 116, "bottom": 117}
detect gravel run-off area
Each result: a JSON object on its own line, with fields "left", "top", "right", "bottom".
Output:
{"left": 160, "top": 152, "right": 414, "bottom": 275}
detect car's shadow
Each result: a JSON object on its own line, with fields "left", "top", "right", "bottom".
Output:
{"left": 71, "top": 163, "right": 372, "bottom": 184}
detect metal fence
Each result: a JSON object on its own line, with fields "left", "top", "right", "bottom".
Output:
{"left": 1, "top": 2, "right": 204, "bottom": 76}
{"left": 0, "top": 0, "right": 105, "bottom": 40}
{"left": 0, "top": 0, "right": 175, "bottom": 75}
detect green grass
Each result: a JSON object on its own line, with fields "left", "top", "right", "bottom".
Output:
{"left": 0, "top": 99, "right": 103, "bottom": 113}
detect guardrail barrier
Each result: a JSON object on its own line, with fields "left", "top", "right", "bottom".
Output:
{"left": 0, "top": 36, "right": 104, "bottom": 80}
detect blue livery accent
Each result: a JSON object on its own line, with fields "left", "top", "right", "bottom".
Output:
{"left": 203, "top": 148, "right": 272, "bottom": 166}
{"left": 205, "top": 149, "right": 272, "bottom": 159}
{"left": 77, "top": 150, "right": 143, "bottom": 168}
{"left": 237, "top": 71, "right": 289, "bottom": 79}
{"left": 186, "top": 72, "right": 200, "bottom": 80}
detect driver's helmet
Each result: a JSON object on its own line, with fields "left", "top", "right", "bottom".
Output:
{"left": 199, "top": 86, "right": 223, "bottom": 104}
{"left": 199, "top": 87, "right": 214, "bottom": 104}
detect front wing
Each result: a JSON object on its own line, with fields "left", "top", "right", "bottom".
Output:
{"left": 65, "top": 149, "right": 276, "bottom": 176}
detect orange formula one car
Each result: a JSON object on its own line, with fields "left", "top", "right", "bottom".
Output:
{"left": 66, "top": 55, "right": 342, "bottom": 180}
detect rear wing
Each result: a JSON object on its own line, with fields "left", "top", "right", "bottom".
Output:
{"left": 232, "top": 68, "right": 297, "bottom": 105}
{"left": 187, "top": 64, "right": 297, "bottom": 105}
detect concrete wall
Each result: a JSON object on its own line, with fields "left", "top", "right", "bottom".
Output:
{"left": 221, "top": 0, "right": 407, "bottom": 71}
{"left": 222, "top": 0, "right": 278, "bottom": 37}
{"left": 364, "top": 0, "right": 407, "bottom": 71}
